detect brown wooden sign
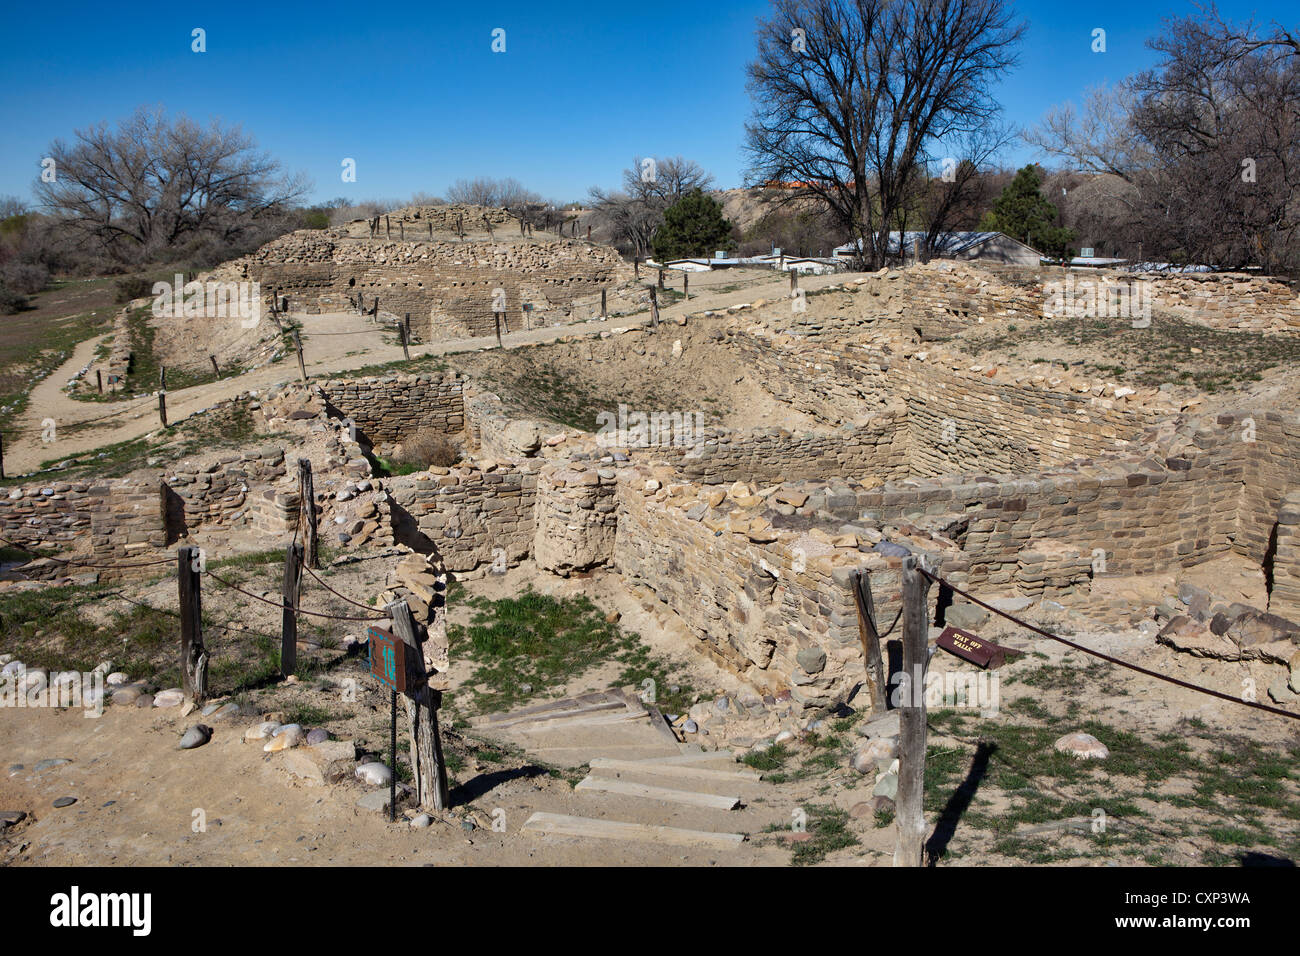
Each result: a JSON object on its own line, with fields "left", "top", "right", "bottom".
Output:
{"left": 367, "top": 626, "right": 407, "bottom": 692}
{"left": 935, "top": 625, "right": 1018, "bottom": 669}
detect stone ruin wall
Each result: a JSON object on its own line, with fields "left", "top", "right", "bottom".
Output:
{"left": 750, "top": 262, "right": 1300, "bottom": 337}
{"left": 385, "top": 462, "right": 538, "bottom": 573}
{"left": 216, "top": 230, "right": 634, "bottom": 343}
{"left": 316, "top": 373, "right": 466, "bottom": 448}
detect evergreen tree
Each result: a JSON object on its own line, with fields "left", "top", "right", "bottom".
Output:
{"left": 651, "top": 189, "right": 734, "bottom": 261}
{"left": 980, "top": 165, "right": 1075, "bottom": 259}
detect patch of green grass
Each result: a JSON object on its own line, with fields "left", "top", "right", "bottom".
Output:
{"left": 741, "top": 743, "right": 791, "bottom": 772}
{"left": 789, "top": 805, "right": 859, "bottom": 866}
{"left": 445, "top": 588, "right": 642, "bottom": 714}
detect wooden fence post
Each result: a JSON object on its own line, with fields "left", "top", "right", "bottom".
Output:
{"left": 894, "top": 556, "right": 931, "bottom": 867}
{"left": 281, "top": 541, "right": 302, "bottom": 678}
{"left": 96, "top": 370, "right": 103, "bottom": 393}
{"left": 292, "top": 330, "right": 307, "bottom": 382}
{"left": 852, "top": 569, "right": 888, "bottom": 715}
{"left": 683, "top": 272, "right": 689, "bottom": 298}
{"left": 601, "top": 288, "right": 607, "bottom": 319}
{"left": 398, "top": 321, "right": 410, "bottom": 361}
{"left": 178, "top": 545, "right": 208, "bottom": 703}
{"left": 388, "top": 599, "right": 450, "bottom": 811}
{"left": 209, "top": 354, "right": 220, "bottom": 377}
{"left": 790, "top": 269, "right": 798, "bottom": 294}
{"left": 298, "top": 458, "right": 318, "bottom": 569}
{"left": 649, "top": 286, "right": 659, "bottom": 328}
{"left": 158, "top": 391, "right": 168, "bottom": 428}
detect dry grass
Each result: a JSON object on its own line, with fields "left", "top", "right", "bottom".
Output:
{"left": 395, "top": 428, "right": 460, "bottom": 469}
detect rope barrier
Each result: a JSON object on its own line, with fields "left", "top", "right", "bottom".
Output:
{"left": 206, "top": 568, "right": 387, "bottom": 622}
{"left": 301, "top": 560, "right": 384, "bottom": 615}
{"left": 919, "top": 567, "right": 1300, "bottom": 723}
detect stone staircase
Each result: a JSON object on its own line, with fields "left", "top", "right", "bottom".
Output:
{"left": 471, "top": 689, "right": 772, "bottom": 849}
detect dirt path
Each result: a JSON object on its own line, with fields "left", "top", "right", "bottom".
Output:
{"left": 4, "top": 269, "right": 850, "bottom": 475}
{"left": 0, "top": 693, "right": 800, "bottom": 866}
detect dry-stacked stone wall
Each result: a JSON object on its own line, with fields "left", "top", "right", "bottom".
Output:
{"left": 532, "top": 460, "right": 619, "bottom": 574}
{"left": 163, "top": 447, "right": 288, "bottom": 535}
{"left": 317, "top": 373, "right": 465, "bottom": 446}
{"left": 611, "top": 464, "right": 967, "bottom": 709}
{"left": 386, "top": 462, "right": 538, "bottom": 572}
{"left": 1270, "top": 491, "right": 1300, "bottom": 621}
{"left": 214, "top": 228, "right": 634, "bottom": 341}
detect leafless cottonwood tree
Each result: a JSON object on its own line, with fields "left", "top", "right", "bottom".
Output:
{"left": 36, "top": 106, "right": 308, "bottom": 265}
{"left": 445, "top": 176, "right": 542, "bottom": 208}
{"left": 1028, "top": 9, "right": 1300, "bottom": 273}
{"left": 587, "top": 156, "right": 714, "bottom": 257}
{"left": 744, "top": 0, "right": 1024, "bottom": 269}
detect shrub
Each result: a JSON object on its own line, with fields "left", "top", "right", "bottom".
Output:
{"left": 115, "top": 275, "right": 154, "bottom": 304}
{"left": 395, "top": 429, "right": 460, "bottom": 469}
{"left": 0, "top": 280, "right": 27, "bottom": 314}
{"left": 0, "top": 260, "right": 48, "bottom": 296}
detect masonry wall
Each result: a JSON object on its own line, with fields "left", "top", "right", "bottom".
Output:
{"left": 386, "top": 463, "right": 538, "bottom": 572}
{"left": 533, "top": 460, "right": 619, "bottom": 574}
{"left": 668, "top": 411, "right": 908, "bottom": 485}
{"left": 163, "top": 448, "right": 288, "bottom": 537}
{"left": 0, "top": 479, "right": 166, "bottom": 580}
{"left": 319, "top": 373, "right": 466, "bottom": 446}
{"left": 218, "top": 230, "right": 634, "bottom": 342}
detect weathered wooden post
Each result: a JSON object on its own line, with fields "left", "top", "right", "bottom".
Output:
{"left": 177, "top": 545, "right": 208, "bottom": 703}
{"left": 291, "top": 330, "right": 307, "bottom": 382}
{"left": 657, "top": 268, "right": 665, "bottom": 290}
{"left": 385, "top": 215, "right": 390, "bottom": 237}
{"left": 387, "top": 599, "right": 450, "bottom": 812}
{"left": 298, "top": 458, "right": 318, "bottom": 569}
{"left": 601, "top": 288, "right": 607, "bottom": 319}
{"left": 96, "top": 370, "right": 103, "bottom": 393}
{"left": 158, "top": 391, "right": 168, "bottom": 428}
{"left": 159, "top": 365, "right": 166, "bottom": 391}
{"left": 649, "top": 285, "right": 659, "bottom": 327}
{"left": 209, "top": 354, "right": 220, "bottom": 377}
{"left": 790, "top": 269, "right": 798, "bottom": 294}
{"left": 281, "top": 541, "right": 302, "bottom": 678}
{"left": 397, "top": 321, "right": 410, "bottom": 361}
{"left": 683, "top": 272, "right": 689, "bottom": 299}
{"left": 852, "top": 569, "right": 889, "bottom": 715}
{"left": 894, "top": 556, "right": 931, "bottom": 867}
{"left": 494, "top": 311, "right": 504, "bottom": 348}
{"left": 400, "top": 220, "right": 404, "bottom": 240}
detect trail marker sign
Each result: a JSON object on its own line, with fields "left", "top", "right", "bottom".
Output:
{"left": 367, "top": 626, "right": 406, "bottom": 693}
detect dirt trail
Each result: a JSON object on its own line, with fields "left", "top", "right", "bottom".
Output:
{"left": 0, "top": 696, "right": 803, "bottom": 866}
{"left": 4, "top": 269, "right": 849, "bottom": 475}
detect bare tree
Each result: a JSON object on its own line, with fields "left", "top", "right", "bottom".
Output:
{"left": 1028, "top": 9, "right": 1300, "bottom": 273}
{"left": 444, "top": 177, "right": 541, "bottom": 208}
{"left": 36, "top": 106, "right": 308, "bottom": 264}
{"left": 744, "top": 0, "right": 1024, "bottom": 269}
{"left": 587, "top": 157, "right": 714, "bottom": 257}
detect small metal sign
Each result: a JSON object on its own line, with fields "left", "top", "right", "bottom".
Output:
{"left": 935, "top": 625, "right": 1014, "bottom": 669}
{"left": 367, "top": 626, "right": 406, "bottom": 693}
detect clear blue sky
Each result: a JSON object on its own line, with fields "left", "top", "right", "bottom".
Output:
{"left": 1, "top": 0, "right": 1294, "bottom": 206}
